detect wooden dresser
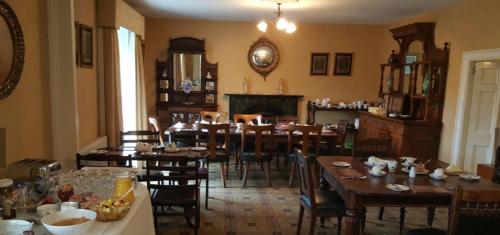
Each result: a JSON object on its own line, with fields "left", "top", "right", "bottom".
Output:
{"left": 358, "top": 112, "right": 441, "bottom": 160}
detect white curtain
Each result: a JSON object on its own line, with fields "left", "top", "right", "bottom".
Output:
{"left": 135, "top": 36, "right": 148, "bottom": 131}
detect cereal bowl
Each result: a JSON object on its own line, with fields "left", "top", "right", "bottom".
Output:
{"left": 42, "top": 209, "right": 96, "bottom": 235}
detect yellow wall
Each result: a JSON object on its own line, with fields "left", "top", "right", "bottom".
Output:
{"left": 97, "top": 0, "right": 145, "bottom": 38}
{"left": 381, "top": 0, "right": 500, "bottom": 162}
{"left": 0, "top": 0, "right": 51, "bottom": 166}
{"left": 144, "top": 19, "right": 385, "bottom": 122}
{"left": 74, "top": 0, "right": 99, "bottom": 148}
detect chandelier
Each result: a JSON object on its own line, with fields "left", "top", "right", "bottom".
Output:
{"left": 257, "top": 2, "right": 297, "bottom": 34}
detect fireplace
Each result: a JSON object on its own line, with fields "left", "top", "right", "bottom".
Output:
{"left": 225, "top": 94, "right": 303, "bottom": 120}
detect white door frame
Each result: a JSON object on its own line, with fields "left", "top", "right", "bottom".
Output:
{"left": 451, "top": 48, "right": 500, "bottom": 166}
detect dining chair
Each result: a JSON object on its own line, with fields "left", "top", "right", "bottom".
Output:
{"left": 120, "top": 130, "right": 161, "bottom": 147}
{"left": 199, "top": 123, "right": 231, "bottom": 209}
{"left": 295, "top": 149, "right": 346, "bottom": 235}
{"left": 233, "top": 114, "right": 262, "bottom": 125}
{"left": 200, "top": 111, "right": 228, "bottom": 123}
{"left": 76, "top": 153, "right": 132, "bottom": 169}
{"left": 287, "top": 124, "right": 322, "bottom": 187}
{"left": 239, "top": 124, "right": 275, "bottom": 187}
{"left": 277, "top": 115, "right": 299, "bottom": 124}
{"left": 407, "top": 186, "right": 500, "bottom": 235}
{"left": 335, "top": 120, "right": 349, "bottom": 154}
{"left": 145, "top": 155, "right": 201, "bottom": 235}
{"left": 148, "top": 116, "right": 165, "bottom": 147}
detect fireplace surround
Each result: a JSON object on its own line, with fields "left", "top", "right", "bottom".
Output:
{"left": 225, "top": 94, "right": 303, "bottom": 121}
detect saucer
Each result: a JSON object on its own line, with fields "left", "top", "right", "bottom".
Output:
{"left": 459, "top": 174, "right": 481, "bottom": 181}
{"left": 386, "top": 184, "right": 410, "bottom": 192}
{"left": 192, "top": 147, "right": 207, "bottom": 151}
{"left": 369, "top": 170, "right": 386, "bottom": 177}
{"left": 429, "top": 173, "right": 447, "bottom": 180}
{"left": 332, "top": 161, "right": 351, "bottom": 167}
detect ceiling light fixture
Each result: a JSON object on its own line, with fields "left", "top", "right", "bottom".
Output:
{"left": 257, "top": 2, "right": 297, "bottom": 34}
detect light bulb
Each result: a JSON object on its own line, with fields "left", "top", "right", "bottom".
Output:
{"left": 285, "top": 22, "right": 296, "bottom": 33}
{"left": 276, "top": 17, "right": 288, "bottom": 30}
{"left": 257, "top": 21, "right": 268, "bottom": 32}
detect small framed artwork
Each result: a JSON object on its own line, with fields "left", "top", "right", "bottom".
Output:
{"left": 206, "top": 81, "right": 215, "bottom": 91}
{"left": 74, "top": 21, "right": 79, "bottom": 66}
{"left": 404, "top": 53, "right": 418, "bottom": 74}
{"left": 310, "top": 53, "right": 329, "bottom": 75}
{"left": 79, "top": 23, "right": 93, "bottom": 68}
{"left": 334, "top": 53, "right": 353, "bottom": 76}
{"left": 205, "top": 94, "right": 215, "bottom": 104}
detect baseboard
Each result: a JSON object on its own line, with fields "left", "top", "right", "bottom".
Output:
{"left": 78, "top": 136, "right": 107, "bottom": 154}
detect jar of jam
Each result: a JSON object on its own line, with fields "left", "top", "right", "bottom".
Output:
{"left": 57, "top": 183, "right": 74, "bottom": 202}
{"left": 0, "top": 178, "right": 18, "bottom": 219}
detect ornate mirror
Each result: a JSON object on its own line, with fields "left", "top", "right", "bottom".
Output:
{"left": 0, "top": 1, "right": 24, "bottom": 100}
{"left": 248, "top": 36, "right": 279, "bottom": 79}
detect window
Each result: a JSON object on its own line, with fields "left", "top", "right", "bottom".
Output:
{"left": 117, "top": 27, "right": 136, "bottom": 131}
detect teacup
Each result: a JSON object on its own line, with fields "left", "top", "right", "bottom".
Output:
{"left": 374, "top": 160, "right": 386, "bottom": 169}
{"left": 368, "top": 156, "right": 376, "bottom": 165}
{"left": 432, "top": 168, "right": 444, "bottom": 177}
{"left": 371, "top": 166, "right": 384, "bottom": 174}
{"left": 387, "top": 161, "right": 398, "bottom": 172}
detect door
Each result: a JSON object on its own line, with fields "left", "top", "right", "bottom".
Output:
{"left": 463, "top": 61, "right": 500, "bottom": 172}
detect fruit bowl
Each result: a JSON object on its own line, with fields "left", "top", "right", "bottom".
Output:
{"left": 95, "top": 198, "right": 131, "bottom": 221}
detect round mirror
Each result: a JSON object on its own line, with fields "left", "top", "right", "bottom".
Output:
{"left": 248, "top": 37, "right": 279, "bottom": 79}
{"left": 0, "top": 1, "right": 24, "bottom": 100}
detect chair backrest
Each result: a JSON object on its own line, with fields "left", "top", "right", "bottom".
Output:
{"left": 352, "top": 138, "right": 391, "bottom": 158}
{"left": 241, "top": 124, "right": 275, "bottom": 160}
{"left": 294, "top": 149, "right": 316, "bottom": 208}
{"left": 76, "top": 153, "right": 132, "bottom": 169}
{"left": 200, "top": 111, "right": 227, "bottom": 123}
{"left": 120, "top": 130, "right": 160, "bottom": 147}
{"left": 287, "top": 124, "right": 322, "bottom": 156}
{"left": 148, "top": 116, "right": 164, "bottom": 147}
{"left": 144, "top": 155, "right": 200, "bottom": 202}
{"left": 336, "top": 120, "right": 349, "bottom": 146}
{"left": 493, "top": 146, "right": 500, "bottom": 183}
{"left": 199, "top": 123, "right": 230, "bottom": 159}
{"left": 233, "top": 114, "right": 262, "bottom": 125}
{"left": 448, "top": 186, "right": 500, "bottom": 235}
{"left": 278, "top": 115, "right": 299, "bottom": 124}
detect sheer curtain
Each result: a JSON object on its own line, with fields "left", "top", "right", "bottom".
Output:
{"left": 135, "top": 36, "right": 148, "bottom": 131}
{"left": 118, "top": 27, "right": 137, "bottom": 131}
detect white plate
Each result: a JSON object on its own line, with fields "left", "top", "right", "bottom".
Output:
{"left": 332, "top": 161, "right": 351, "bottom": 167}
{"left": 401, "top": 167, "right": 429, "bottom": 175}
{"left": 369, "top": 170, "right": 387, "bottom": 177}
{"left": 192, "top": 147, "right": 207, "bottom": 151}
{"left": 429, "top": 173, "right": 447, "bottom": 180}
{"left": 459, "top": 173, "right": 481, "bottom": 181}
{"left": 386, "top": 184, "right": 410, "bottom": 192}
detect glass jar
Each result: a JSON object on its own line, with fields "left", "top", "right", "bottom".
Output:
{"left": 113, "top": 173, "right": 135, "bottom": 204}
{"left": 0, "top": 178, "right": 18, "bottom": 219}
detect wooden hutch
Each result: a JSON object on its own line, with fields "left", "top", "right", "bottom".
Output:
{"left": 358, "top": 23, "right": 450, "bottom": 160}
{"left": 156, "top": 37, "right": 218, "bottom": 130}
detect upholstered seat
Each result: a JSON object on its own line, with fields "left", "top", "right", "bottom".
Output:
{"left": 300, "top": 190, "right": 346, "bottom": 214}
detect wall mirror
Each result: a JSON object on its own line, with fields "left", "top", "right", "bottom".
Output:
{"left": 248, "top": 36, "right": 279, "bottom": 79}
{"left": 0, "top": 1, "right": 24, "bottom": 100}
{"left": 173, "top": 53, "right": 202, "bottom": 91}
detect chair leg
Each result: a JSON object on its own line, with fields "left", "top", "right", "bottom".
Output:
{"left": 288, "top": 163, "right": 296, "bottom": 187}
{"left": 225, "top": 161, "right": 229, "bottom": 180}
{"left": 337, "top": 217, "right": 342, "bottom": 235}
{"left": 361, "top": 207, "right": 367, "bottom": 232}
{"left": 264, "top": 161, "right": 272, "bottom": 187}
{"left": 296, "top": 205, "right": 304, "bottom": 235}
{"left": 276, "top": 154, "right": 280, "bottom": 170}
{"left": 239, "top": 160, "right": 243, "bottom": 180}
{"left": 220, "top": 162, "right": 227, "bottom": 188}
{"left": 378, "top": 207, "right": 385, "bottom": 220}
{"left": 399, "top": 207, "right": 406, "bottom": 234}
{"left": 205, "top": 176, "right": 209, "bottom": 210}
{"left": 320, "top": 217, "right": 326, "bottom": 228}
{"left": 242, "top": 161, "right": 250, "bottom": 187}
{"left": 260, "top": 161, "right": 264, "bottom": 171}
{"left": 426, "top": 207, "right": 435, "bottom": 228}
{"left": 308, "top": 214, "right": 317, "bottom": 235}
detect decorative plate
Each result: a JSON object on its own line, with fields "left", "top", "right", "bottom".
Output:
{"left": 386, "top": 184, "right": 410, "bottom": 192}
{"left": 332, "top": 161, "right": 351, "bottom": 167}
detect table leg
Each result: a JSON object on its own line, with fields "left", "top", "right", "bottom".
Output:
{"left": 344, "top": 208, "right": 362, "bottom": 235}
{"left": 427, "top": 207, "right": 435, "bottom": 228}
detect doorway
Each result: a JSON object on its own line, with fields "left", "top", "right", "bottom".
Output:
{"left": 452, "top": 49, "right": 500, "bottom": 173}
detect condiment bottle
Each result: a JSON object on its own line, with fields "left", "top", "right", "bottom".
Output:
{"left": 409, "top": 166, "right": 417, "bottom": 178}
{"left": 0, "top": 178, "right": 17, "bottom": 219}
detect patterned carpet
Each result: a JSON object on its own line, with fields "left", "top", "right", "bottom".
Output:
{"left": 157, "top": 160, "right": 448, "bottom": 235}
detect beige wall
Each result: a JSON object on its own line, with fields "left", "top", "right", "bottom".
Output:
{"left": 0, "top": 0, "right": 51, "bottom": 166}
{"left": 145, "top": 19, "right": 385, "bottom": 123}
{"left": 74, "top": 0, "right": 99, "bottom": 148}
{"left": 381, "top": 0, "right": 500, "bottom": 162}
{"left": 97, "top": 0, "right": 145, "bottom": 38}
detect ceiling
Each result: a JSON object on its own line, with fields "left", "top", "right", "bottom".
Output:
{"left": 125, "top": 0, "right": 458, "bottom": 24}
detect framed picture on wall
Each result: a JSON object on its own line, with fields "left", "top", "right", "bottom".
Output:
{"left": 310, "top": 53, "right": 329, "bottom": 75}
{"left": 206, "top": 81, "right": 215, "bottom": 91}
{"left": 74, "top": 21, "right": 79, "bottom": 66}
{"left": 334, "top": 53, "right": 353, "bottom": 76}
{"left": 205, "top": 94, "right": 215, "bottom": 104}
{"left": 79, "top": 23, "right": 93, "bottom": 68}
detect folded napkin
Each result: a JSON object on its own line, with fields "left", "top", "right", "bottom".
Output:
{"left": 410, "top": 185, "right": 449, "bottom": 194}
{"left": 337, "top": 168, "right": 364, "bottom": 178}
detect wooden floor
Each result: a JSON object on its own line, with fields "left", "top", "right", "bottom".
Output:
{"left": 157, "top": 160, "right": 449, "bottom": 235}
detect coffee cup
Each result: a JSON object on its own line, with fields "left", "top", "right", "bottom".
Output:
{"left": 374, "top": 160, "right": 386, "bottom": 169}
{"left": 372, "top": 166, "right": 383, "bottom": 174}
{"left": 433, "top": 168, "right": 444, "bottom": 177}
{"left": 387, "top": 161, "right": 398, "bottom": 172}
{"left": 368, "top": 156, "right": 376, "bottom": 165}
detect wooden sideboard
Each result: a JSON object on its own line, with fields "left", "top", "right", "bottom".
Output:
{"left": 358, "top": 111, "right": 442, "bottom": 160}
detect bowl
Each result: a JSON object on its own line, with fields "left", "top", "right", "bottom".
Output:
{"left": 37, "top": 203, "right": 59, "bottom": 217}
{"left": 42, "top": 209, "right": 96, "bottom": 235}
{"left": 0, "top": 220, "right": 33, "bottom": 235}
{"left": 95, "top": 198, "right": 131, "bottom": 221}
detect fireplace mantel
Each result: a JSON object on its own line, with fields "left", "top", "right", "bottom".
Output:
{"left": 225, "top": 93, "right": 304, "bottom": 120}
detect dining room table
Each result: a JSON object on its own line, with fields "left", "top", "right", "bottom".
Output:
{"left": 317, "top": 156, "right": 500, "bottom": 235}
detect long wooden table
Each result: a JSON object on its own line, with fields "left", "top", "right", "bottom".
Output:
{"left": 317, "top": 156, "right": 500, "bottom": 235}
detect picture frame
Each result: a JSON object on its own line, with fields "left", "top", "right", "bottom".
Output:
{"left": 206, "top": 81, "right": 215, "bottom": 91}
{"left": 334, "top": 53, "right": 353, "bottom": 76}
{"left": 205, "top": 94, "right": 215, "bottom": 104}
{"left": 74, "top": 21, "right": 79, "bottom": 66}
{"left": 404, "top": 53, "right": 419, "bottom": 74}
{"left": 310, "top": 53, "right": 329, "bottom": 75}
{"left": 79, "top": 23, "right": 93, "bottom": 68}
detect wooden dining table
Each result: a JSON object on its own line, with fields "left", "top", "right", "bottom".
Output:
{"left": 317, "top": 156, "right": 500, "bottom": 235}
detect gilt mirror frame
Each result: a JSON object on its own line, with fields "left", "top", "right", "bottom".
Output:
{"left": 0, "top": 0, "right": 24, "bottom": 100}
{"left": 247, "top": 36, "right": 279, "bottom": 80}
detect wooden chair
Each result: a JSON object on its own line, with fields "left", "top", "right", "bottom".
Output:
{"left": 199, "top": 123, "right": 231, "bottom": 209}
{"left": 76, "top": 153, "right": 132, "bottom": 169}
{"left": 145, "top": 155, "right": 201, "bottom": 234}
{"left": 335, "top": 120, "right": 349, "bottom": 154}
{"left": 120, "top": 130, "right": 160, "bottom": 147}
{"left": 240, "top": 124, "right": 275, "bottom": 187}
{"left": 407, "top": 186, "right": 500, "bottom": 235}
{"left": 200, "top": 111, "right": 227, "bottom": 123}
{"left": 148, "top": 116, "right": 165, "bottom": 147}
{"left": 277, "top": 115, "right": 299, "bottom": 124}
{"left": 295, "top": 149, "right": 346, "bottom": 235}
{"left": 233, "top": 114, "right": 262, "bottom": 125}
{"left": 287, "top": 124, "right": 322, "bottom": 187}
